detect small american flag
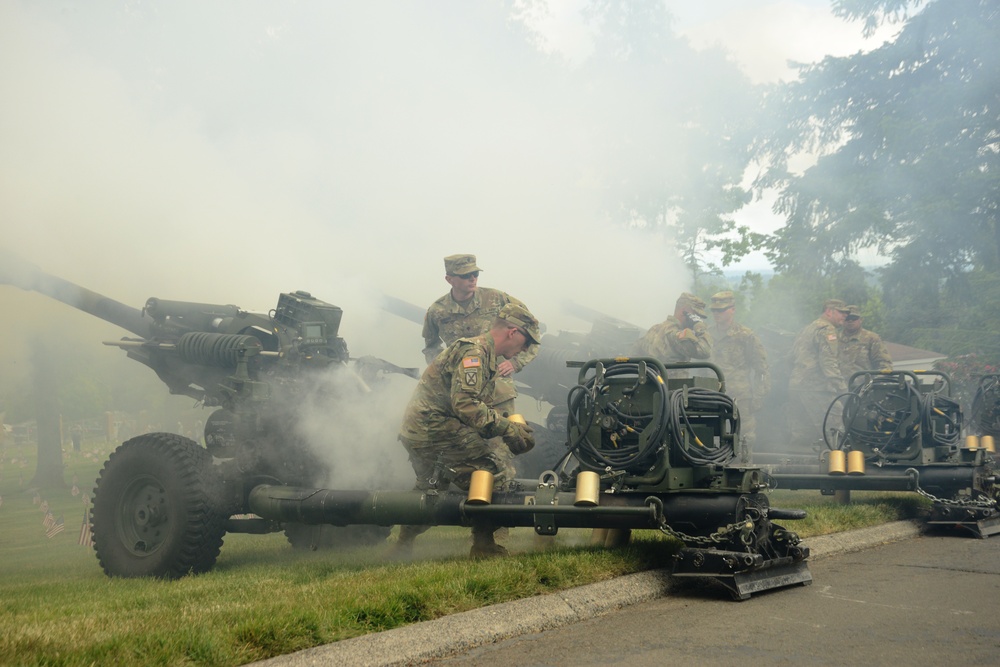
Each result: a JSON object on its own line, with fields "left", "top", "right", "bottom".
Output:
{"left": 46, "top": 514, "right": 65, "bottom": 538}
{"left": 78, "top": 509, "right": 93, "bottom": 547}
{"left": 43, "top": 511, "right": 55, "bottom": 529}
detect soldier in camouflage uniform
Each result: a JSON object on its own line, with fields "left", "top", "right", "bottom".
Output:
{"left": 422, "top": 254, "right": 539, "bottom": 416}
{"left": 633, "top": 292, "right": 711, "bottom": 377}
{"left": 396, "top": 303, "right": 541, "bottom": 559}
{"left": 788, "top": 298, "right": 851, "bottom": 448}
{"left": 839, "top": 305, "right": 892, "bottom": 383}
{"left": 709, "top": 291, "right": 770, "bottom": 457}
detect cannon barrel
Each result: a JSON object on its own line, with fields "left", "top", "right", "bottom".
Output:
{"left": 247, "top": 483, "right": 758, "bottom": 536}
{"left": 768, "top": 464, "right": 980, "bottom": 497}
{"left": 0, "top": 251, "right": 153, "bottom": 338}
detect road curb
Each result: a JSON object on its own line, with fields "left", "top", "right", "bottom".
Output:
{"left": 252, "top": 521, "right": 922, "bottom": 667}
{"left": 804, "top": 519, "right": 923, "bottom": 560}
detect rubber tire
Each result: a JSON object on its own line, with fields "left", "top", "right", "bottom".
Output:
{"left": 92, "top": 433, "right": 226, "bottom": 578}
{"left": 284, "top": 523, "right": 390, "bottom": 550}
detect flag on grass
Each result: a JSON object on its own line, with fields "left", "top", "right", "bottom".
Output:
{"left": 46, "top": 514, "right": 65, "bottom": 538}
{"left": 43, "top": 511, "right": 55, "bottom": 530}
{"left": 78, "top": 509, "right": 93, "bottom": 547}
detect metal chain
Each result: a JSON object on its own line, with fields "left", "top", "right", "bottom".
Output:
{"left": 911, "top": 483, "right": 997, "bottom": 508}
{"left": 905, "top": 468, "right": 997, "bottom": 508}
{"left": 655, "top": 514, "right": 754, "bottom": 546}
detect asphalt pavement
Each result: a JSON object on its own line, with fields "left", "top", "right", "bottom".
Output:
{"left": 252, "top": 520, "right": 933, "bottom": 667}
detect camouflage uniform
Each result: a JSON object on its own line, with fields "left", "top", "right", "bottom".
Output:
{"left": 422, "top": 255, "right": 539, "bottom": 413}
{"left": 839, "top": 307, "right": 892, "bottom": 383}
{"left": 788, "top": 300, "right": 850, "bottom": 447}
{"left": 400, "top": 331, "right": 515, "bottom": 490}
{"left": 423, "top": 287, "right": 538, "bottom": 405}
{"left": 709, "top": 293, "right": 770, "bottom": 449}
{"left": 633, "top": 293, "right": 711, "bottom": 377}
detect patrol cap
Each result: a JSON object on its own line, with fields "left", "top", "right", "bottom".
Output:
{"left": 676, "top": 292, "right": 707, "bottom": 318}
{"left": 710, "top": 290, "right": 736, "bottom": 311}
{"left": 845, "top": 305, "right": 862, "bottom": 319}
{"left": 444, "top": 254, "right": 482, "bottom": 276}
{"left": 498, "top": 302, "right": 541, "bottom": 345}
{"left": 824, "top": 298, "right": 850, "bottom": 314}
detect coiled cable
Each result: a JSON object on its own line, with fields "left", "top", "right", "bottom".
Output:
{"left": 666, "top": 388, "right": 737, "bottom": 466}
{"left": 566, "top": 362, "right": 668, "bottom": 473}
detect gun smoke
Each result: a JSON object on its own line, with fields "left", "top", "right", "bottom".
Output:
{"left": 0, "top": 3, "right": 896, "bottom": 486}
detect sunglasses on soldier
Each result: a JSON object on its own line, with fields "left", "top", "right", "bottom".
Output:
{"left": 450, "top": 271, "right": 480, "bottom": 280}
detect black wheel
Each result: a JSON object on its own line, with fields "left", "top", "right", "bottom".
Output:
{"left": 92, "top": 433, "right": 226, "bottom": 578}
{"left": 284, "top": 523, "right": 390, "bottom": 550}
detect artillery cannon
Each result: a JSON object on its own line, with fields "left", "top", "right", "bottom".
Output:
{"left": 5, "top": 259, "right": 810, "bottom": 597}
{"left": 2, "top": 253, "right": 417, "bottom": 575}
{"left": 250, "top": 357, "right": 812, "bottom": 600}
{"left": 761, "top": 370, "right": 1000, "bottom": 537}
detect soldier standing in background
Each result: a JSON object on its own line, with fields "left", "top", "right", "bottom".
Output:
{"left": 422, "top": 254, "right": 539, "bottom": 418}
{"left": 788, "top": 298, "right": 851, "bottom": 448}
{"left": 839, "top": 305, "right": 892, "bottom": 383}
{"left": 633, "top": 292, "right": 711, "bottom": 376}
{"left": 396, "top": 303, "right": 541, "bottom": 559}
{"left": 709, "top": 291, "right": 770, "bottom": 458}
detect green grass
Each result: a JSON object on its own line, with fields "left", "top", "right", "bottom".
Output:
{"left": 1, "top": 438, "right": 925, "bottom": 667}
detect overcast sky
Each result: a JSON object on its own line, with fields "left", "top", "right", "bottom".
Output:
{"left": 0, "top": 0, "right": 901, "bottom": 371}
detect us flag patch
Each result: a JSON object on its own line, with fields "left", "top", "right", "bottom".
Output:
{"left": 462, "top": 356, "right": 481, "bottom": 368}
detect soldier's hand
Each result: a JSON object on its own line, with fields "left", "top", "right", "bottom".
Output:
{"left": 502, "top": 422, "right": 535, "bottom": 455}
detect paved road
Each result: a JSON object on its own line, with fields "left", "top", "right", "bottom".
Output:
{"left": 432, "top": 532, "right": 1000, "bottom": 666}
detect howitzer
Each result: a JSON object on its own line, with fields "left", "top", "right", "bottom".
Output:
{"left": 7, "top": 260, "right": 810, "bottom": 598}
{"left": 246, "top": 357, "right": 811, "bottom": 600}
{"left": 2, "top": 253, "right": 418, "bottom": 574}
{"left": 760, "top": 370, "right": 1000, "bottom": 537}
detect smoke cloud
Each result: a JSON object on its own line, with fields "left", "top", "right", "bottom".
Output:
{"left": 1, "top": 1, "right": 744, "bottom": 475}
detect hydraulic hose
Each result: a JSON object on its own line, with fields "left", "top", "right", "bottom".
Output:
{"left": 667, "top": 388, "right": 736, "bottom": 466}
{"left": 567, "top": 361, "right": 669, "bottom": 473}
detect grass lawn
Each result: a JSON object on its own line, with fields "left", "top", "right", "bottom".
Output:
{"left": 1, "top": 437, "right": 926, "bottom": 666}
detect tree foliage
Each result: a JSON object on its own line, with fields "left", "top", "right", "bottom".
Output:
{"left": 754, "top": 0, "right": 1000, "bottom": 352}
{"left": 573, "top": 0, "right": 761, "bottom": 279}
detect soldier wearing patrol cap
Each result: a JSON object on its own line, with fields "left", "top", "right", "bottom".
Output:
{"left": 839, "top": 305, "right": 892, "bottom": 381}
{"left": 396, "top": 302, "right": 541, "bottom": 559}
{"left": 633, "top": 292, "right": 712, "bottom": 377}
{"left": 422, "top": 254, "right": 539, "bottom": 417}
{"left": 709, "top": 291, "right": 770, "bottom": 457}
{"left": 787, "top": 298, "right": 851, "bottom": 448}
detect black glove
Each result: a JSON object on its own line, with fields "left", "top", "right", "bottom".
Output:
{"left": 502, "top": 421, "right": 535, "bottom": 455}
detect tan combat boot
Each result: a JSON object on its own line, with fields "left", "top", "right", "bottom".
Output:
{"left": 470, "top": 525, "right": 509, "bottom": 559}
{"left": 387, "top": 524, "right": 428, "bottom": 560}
